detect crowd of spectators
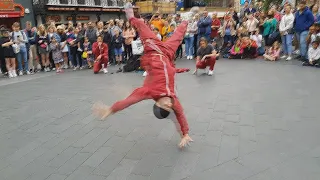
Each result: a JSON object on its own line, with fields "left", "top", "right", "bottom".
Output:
{"left": 0, "top": 0, "right": 320, "bottom": 78}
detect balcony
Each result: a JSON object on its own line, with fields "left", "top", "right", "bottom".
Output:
{"left": 46, "top": 0, "right": 124, "bottom": 7}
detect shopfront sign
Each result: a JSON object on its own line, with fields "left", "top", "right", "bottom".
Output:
{"left": 102, "top": 8, "right": 121, "bottom": 12}
{"left": 47, "top": 7, "right": 76, "bottom": 11}
{"left": 46, "top": 15, "right": 62, "bottom": 23}
{"left": 78, "top": 8, "right": 102, "bottom": 11}
{"left": 0, "top": 0, "right": 24, "bottom": 17}
{"left": 66, "top": 16, "right": 90, "bottom": 21}
{"left": 0, "top": 12, "right": 21, "bottom": 18}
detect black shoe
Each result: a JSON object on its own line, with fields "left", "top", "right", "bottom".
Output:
{"left": 295, "top": 55, "right": 302, "bottom": 59}
{"left": 315, "top": 64, "right": 320, "bottom": 68}
{"left": 302, "top": 62, "right": 310, "bottom": 66}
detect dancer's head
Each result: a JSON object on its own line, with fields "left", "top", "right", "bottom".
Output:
{"left": 199, "top": 37, "right": 208, "bottom": 48}
{"left": 153, "top": 97, "right": 173, "bottom": 119}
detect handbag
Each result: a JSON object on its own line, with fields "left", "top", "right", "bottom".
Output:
{"left": 12, "top": 43, "right": 20, "bottom": 54}
{"left": 82, "top": 51, "right": 88, "bottom": 59}
{"left": 40, "top": 43, "right": 47, "bottom": 49}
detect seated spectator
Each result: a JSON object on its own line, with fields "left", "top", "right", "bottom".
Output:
{"left": 193, "top": 38, "right": 218, "bottom": 76}
{"left": 211, "top": 39, "right": 220, "bottom": 60}
{"left": 250, "top": 29, "right": 264, "bottom": 55}
{"left": 229, "top": 39, "right": 244, "bottom": 59}
{"left": 220, "top": 41, "right": 232, "bottom": 58}
{"left": 92, "top": 36, "right": 108, "bottom": 74}
{"left": 311, "top": 4, "right": 320, "bottom": 23}
{"left": 303, "top": 38, "right": 320, "bottom": 67}
{"left": 263, "top": 41, "right": 281, "bottom": 61}
{"left": 307, "top": 25, "right": 319, "bottom": 47}
{"left": 241, "top": 36, "right": 258, "bottom": 58}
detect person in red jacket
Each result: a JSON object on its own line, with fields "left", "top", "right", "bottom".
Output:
{"left": 93, "top": 4, "right": 193, "bottom": 148}
{"left": 92, "top": 35, "right": 108, "bottom": 74}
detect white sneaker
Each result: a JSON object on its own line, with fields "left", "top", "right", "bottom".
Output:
{"left": 80, "top": 66, "right": 84, "bottom": 70}
{"left": 103, "top": 68, "right": 108, "bottom": 74}
{"left": 45, "top": 67, "right": 49, "bottom": 72}
{"left": 286, "top": 56, "right": 292, "bottom": 61}
{"left": 187, "top": 56, "right": 190, "bottom": 60}
{"left": 280, "top": 55, "right": 287, "bottom": 59}
{"left": 37, "top": 64, "right": 42, "bottom": 70}
{"left": 142, "top": 71, "right": 147, "bottom": 77}
{"left": 8, "top": 71, "right": 13, "bottom": 78}
{"left": 77, "top": 48, "right": 83, "bottom": 52}
{"left": 52, "top": 68, "right": 56, "bottom": 71}
{"left": 208, "top": 70, "right": 213, "bottom": 76}
{"left": 73, "top": 66, "right": 79, "bottom": 71}
{"left": 19, "top": 71, "right": 23, "bottom": 76}
{"left": 26, "top": 71, "right": 31, "bottom": 75}
{"left": 12, "top": 71, "right": 17, "bottom": 77}
{"left": 190, "top": 56, "right": 193, "bottom": 60}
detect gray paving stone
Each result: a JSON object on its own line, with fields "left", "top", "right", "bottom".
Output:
{"left": 93, "top": 152, "right": 126, "bottom": 177}
{"left": 127, "top": 174, "right": 150, "bottom": 180}
{"left": 106, "top": 159, "right": 138, "bottom": 180}
{"left": 169, "top": 152, "right": 200, "bottom": 180}
{"left": 194, "top": 146, "right": 219, "bottom": 173}
{"left": 149, "top": 166, "right": 173, "bottom": 180}
{"left": 222, "top": 122, "right": 239, "bottom": 136}
{"left": 204, "top": 131, "right": 222, "bottom": 147}
{"left": 218, "top": 135, "right": 239, "bottom": 164}
{"left": 82, "top": 146, "right": 112, "bottom": 168}
{"left": 46, "top": 174, "right": 68, "bottom": 180}
{"left": 208, "top": 118, "right": 224, "bottom": 131}
{"left": 71, "top": 128, "right": 105, "bottom": 148}
{"left": 64, "top": 166, "right": 95, "bottom": 180}
{"left": 131, "top": 153, "right": 160, "bottom": 176}
{"left": 81, "top": 130, "right": 116, "bottom": 153}
{"left": 47, "top": 147, "right": 82, "bottom": 168}
{"left": 55, "top": 152, "right": 92, "bottom": 175}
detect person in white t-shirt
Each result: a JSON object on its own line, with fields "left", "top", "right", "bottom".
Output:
{"left": 153, "top": 28, "right": 162, "bottom": 41}
{"left": 250, "top": 28, "right": 264, "bottom": 55}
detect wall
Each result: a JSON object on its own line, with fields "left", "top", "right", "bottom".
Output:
{"left": 15, "top": 0, "right": 35, "bottom": 27}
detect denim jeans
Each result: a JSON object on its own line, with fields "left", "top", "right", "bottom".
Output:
{"left": 223, "top": 35, "right": 234, "bottom": 45}
{"left": 296, "top": 31, "right": 309, "bottom": 58}
{"left": 16, "top": 46, "right": 28, "bottom": 71}
{"left": 281, "top": 34, "right": 293, "bottom": 55}
{"left": 185, "top": 36, "right": 194, "bottom": 57}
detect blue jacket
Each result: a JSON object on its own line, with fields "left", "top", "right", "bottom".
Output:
{"left": 316, "top": 13, "right": 320, "bottom": 24}
{"left": 197, "top": 16, "right": 212, "bottom": 35}
{"left": 294, "top": 7, "right": 314, "bottom": 33}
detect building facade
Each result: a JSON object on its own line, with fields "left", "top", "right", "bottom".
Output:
{"left": 0, "top": 0, "right": 35, "bottom": 29}
{"left": 33, "top": 0, "right": 138, "bottom": 25}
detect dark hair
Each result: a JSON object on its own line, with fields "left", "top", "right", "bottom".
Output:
{"left": 153, "top": 104, "right": 170, "bottom": 119}
{"left": 153, "top": 28, "right": 159, "bottom": 32}
{"left": 299, "top": 0, "right": 306, "bottom": 5}
{"left": 199, "top": 37, "right": 208, "bottom": 44}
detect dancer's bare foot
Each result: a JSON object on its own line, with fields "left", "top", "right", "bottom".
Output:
{"left": 92, "top": 102, "right": 113, "bottom": 120}
{"left": 192, "top": 69, "right": 197, "bottom": 75}
{"left": 179, "top": 134, "right": 193, "bottom": 148}
{"left": 124, "top": 2, "right": 134, "bottom": 19}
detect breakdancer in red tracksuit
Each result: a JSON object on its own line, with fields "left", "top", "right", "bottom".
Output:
{"left": 93, "top": 4, "right": 193, "bottom": 148}
{"left": 92, "top": 36, "right": 109, "bottom": 74}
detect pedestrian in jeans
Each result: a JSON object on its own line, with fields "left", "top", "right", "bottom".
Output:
{"left": 294, "top": 1, "right": 314, "bottom": 61}
{"left": 36, "top": 24, "right": 50, "bottom": 72}
{"left": 11, "top": 22, "right": 30, "bottom": 75}
{"left": 197, "top": 11, "right": 212, "bottom": 42}
{"left": 25, "top": 21, "right": 40, "bottom": 73}
{"left": 185, "top": 18, "right": 198, "bottom": 60}
{"left": 279, "top": 4, "right": 295, "bottom": 61}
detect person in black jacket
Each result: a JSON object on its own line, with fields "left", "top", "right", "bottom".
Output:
{"left": 102, "top": 25, "right": 113, "bottom": 65}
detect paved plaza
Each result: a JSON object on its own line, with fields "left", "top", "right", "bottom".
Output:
{"left": 0, "top": 59, "right": 320, "bottom": 180}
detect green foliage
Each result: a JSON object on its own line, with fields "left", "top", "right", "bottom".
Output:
{"left": 263, "top": 0, "right": 283, "bottom": 11}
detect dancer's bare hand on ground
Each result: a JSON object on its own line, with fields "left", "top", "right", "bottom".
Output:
{"left": 179, "top": 134, "right": 194, "bottom": 149}
{"left": 92, "top": 102, "right": 113, "bottom": 120}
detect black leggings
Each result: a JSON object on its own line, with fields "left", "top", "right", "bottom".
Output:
{"left": 70, "top": 46, "right": 82, "bottom": 67}
{"left": 124, "top": 44, "right": 132, "bottom": 60}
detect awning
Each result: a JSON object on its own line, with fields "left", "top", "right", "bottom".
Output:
{"left": 0, "top": 12, "right": 21, "bottom": 18}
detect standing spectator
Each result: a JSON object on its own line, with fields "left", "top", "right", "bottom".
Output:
{"left": 82, "top": 37, "right": 93, "bottom": 69}
{"left": 25, "top": 21, "right": 40, "bottom": 73}
{"left": 112, "top": 29, "right": 124, "bottom": 66}
{"left": 263, "top": 10, "right": 278, "bottom": 46}
{"left": 149, "top": 12, "right": 164, "bottom": 33}
{"left": 36, "top": 24, "right": 50, "bottom": 72}
{"left": 193, "top": 14, "right": 200, "bottom": 57}
{"left": 67, "top": 21, "right": 73, "bottom": 29}
{"left": 68, "top": 27, "right": 83, "bottom": 70}
{"left": 167, "top": 14, "right": 176, "bottom": 27}
{"left": 109, "top": 20, "right": 122, "bottom": 37}
{"left": 245, "top": 13, "right": 259, "bottom": 35}
{"left": 185, "top": 17, "right": 198, "bottom": 60}
{"left": 256, "top": 1, "right": 264, "bottom": 13}
{"left": 92, "top": 35, "right": 108, "bottom": 74}
{"left": 271, "top": 5, "right": 282, "bottom": 22}
{"left": 240, "top": 1, "right": 250, "bottom": 22}
{"left": 279, "top": 4, "right": 295, "bottom": 61}
{"left": 311, "top": 4, "right": 320, "bottom": 23}
{"left": 245, "top": 3, "right": 257, "bottom": 15}
{"left": 0, "top": 29, "right": 17, "bottom": 78}
{"left": 174, "top": 14, "right": 182, "bottom": 26}
{"left": 161, "top": 20, "right": 172, "bottom": 41}
{"left": 47, "top": 25, "right": 61, "bottom": 70}
{"left": 221, "top": 13, "right": 236, "bottom": 47}
{"left": 210, "top": 12, "right": 221, "bottom": 40}
{"left": 49, "top": 36, "right": 64, "bottom": 73}
{"left": 57, "top": 25, "right": 69, "bottom": 69}
{"left": 102, "top": 25, "right": 113, "bottom": 64}
{"left": 123, "top": 21, "right": 136, "bottom": 61}
{"left": 197, "top": 11, "right": 212, "bottom": 41}
{"left": 294, "top": 1, "right": 314, "bottom": 61}
{"left": 11, "top": 22, "right": 29, "bottom": 75}
{"left": 258, "top": 11, "right": 266, "bottom": 35}
{"left": 85, "top": 22, "right": 97, "bottom": 44}
{"left": 96, "top": 21, "right": 104, "bottom": 37}
{"left": 229, "top": 7, "right": 240, "bottom": 26}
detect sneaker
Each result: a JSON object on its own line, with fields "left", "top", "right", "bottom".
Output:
{"left": 286, "top": 56, "right": 292, "bottom": 61}
{"left": 280, "top": 55, "right": 287, "bottom": 59}
{"left": 19, "top": 71, "right": 23, "bottom": 76}
{"left": 103, "top": 68, "right": 108, "bottom": 74}
{"left": 80, "top": 66, "right": 84, "bottom": 70}
{"left": 52, "top": 68, "right": 56, "bottom": 71}
{"left": 187, "top": 56, "right": 190, "bottom": 60}
{"left": 37, "top": 64, "right": 42, "bottom": 70}
{"left": 190, "top": 56, "right": 193, "bottom": 60}
{"left": 8, "top": 71, "right": 13, "bottom": 78}
{"left": 26, "top": 71, "right": 31, "bottom": 75}
{"left": 302, "top": 62, "right": 309, "bottom": 66}
{"left": 12, "top": 71, "right": 17, "bottom": 77}
{"left": 45, "top": 67, "right": 49, "bottom": 72}
{"left": 142, "top": 71, "right": 147, "bottom": 77}
{"left": 77, "top": 48, "right": 83, "bottom": 52}
{"left": 73, "top": 66, "right": 79, "bottom": 71}
{"left": 208, "top": 70, "right": 214, "bottom": 76}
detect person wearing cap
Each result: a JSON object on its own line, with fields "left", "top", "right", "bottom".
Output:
{"left": 193, "top": 37, "right": 218, "bottom": 76}
{"left": 93, "top": 3, "right": 193, "bottom": 149}
{"left": 303, "top": 38, "right": 320, "bottom": 67}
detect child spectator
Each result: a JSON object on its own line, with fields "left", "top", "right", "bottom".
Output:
{"left": 49, "top": 36, "right": 64, "bottom": 73}
{"left": 112, "top": 29, "right": 124, "bottom": 66}
{"left": 303, "top": 38, "right": 320, "bottom": 67}
{"left": 250, "top": 28, "right": 264, "bottom": 55}
{"left": 263, "top": 41, "right": 281, "bottom": 61}
{"left": 82, "top": 37, "right": 93, "bottom": 69}
{"left": 307, "top": 25, "right": 319, "bottom": 48}
{"left": 221, "top": 41, "right": 232, "bottom": 58}
{"left": 153, "top": 28, "right": 162, "bottom": 40}
{"left": 229, "top": 39, "right": 244, "bottom": 59}
{"left": 211, "top": 39, "right": 220, "bottom": 59}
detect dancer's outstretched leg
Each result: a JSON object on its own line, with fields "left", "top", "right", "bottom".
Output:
{"left": 164, "top": 22, "right": 188, "bottom": 55}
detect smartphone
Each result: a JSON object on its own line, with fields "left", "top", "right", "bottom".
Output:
{"left": 17, "top": 35, "right": 20, "bottom": 38}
